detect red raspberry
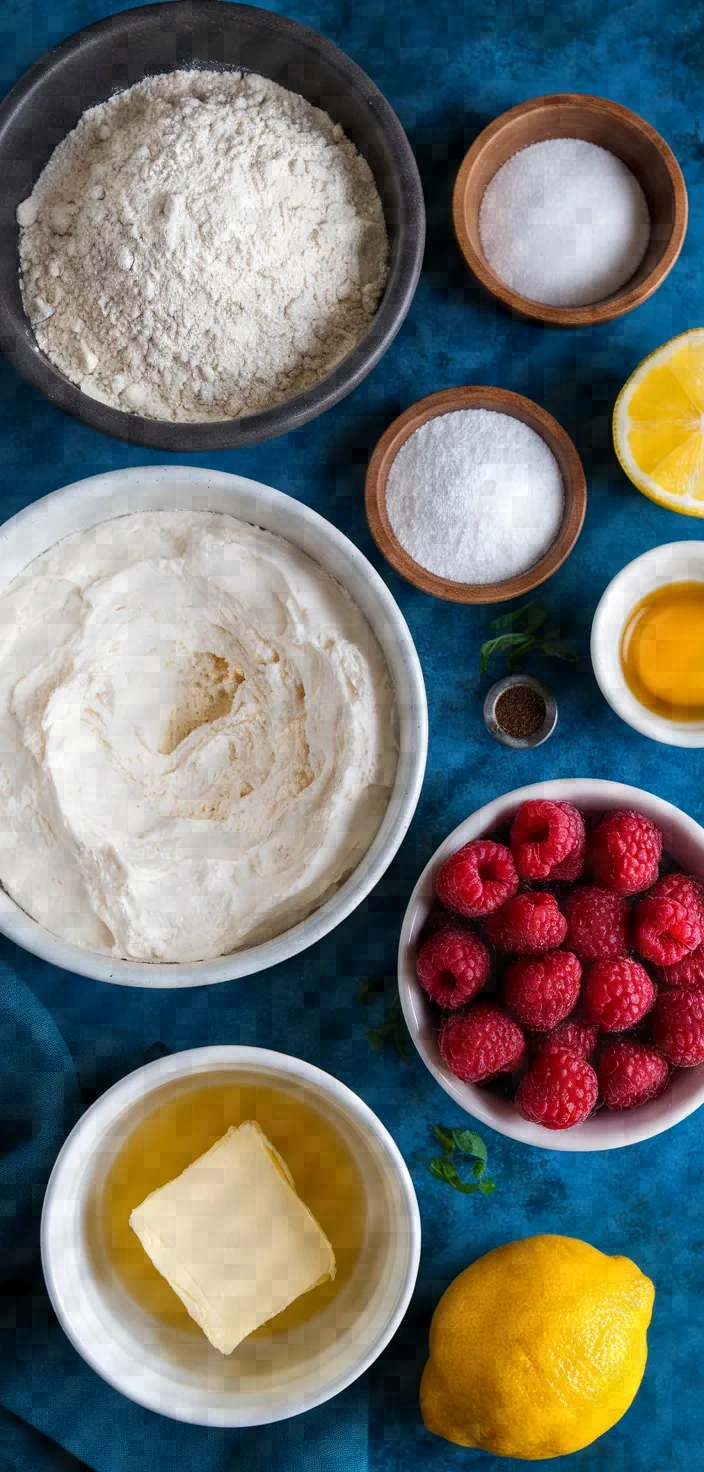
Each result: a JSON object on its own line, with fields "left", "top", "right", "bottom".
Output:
{"left": 538, "top": 1017, "right": 598, "bottom": 1061}
{"left": 589, "top": 810, "right": 662, "bottom": 895}
{"left": 416, "top": 922, "right": 490, "bottom": 1010}
{"left": 510, "top": 800, "right": 586, "bottom": 882}
{"left": 438, "top": 1001, "right": 525, "bottom": 1083}
{"left": 597, "top": 1038, "right": 669, "bottom": 1111}
{"left": 656, "top": 943, "right": 704, "bottom": 992}
{"left": 503, "top": 951, "right": 581, "bottom": 1030}
{"left": 632, "top": 893, "right": 701, "bottom": 967}
{"left": 562, "top": 886, "right": 629, "bottom": 960}
{"left": 550, "top": 833, "right": 587, "bottom": 882}
{"left": 483, "top": 892, "right": 567, "bottom": 954}
{"left": 652, "top": 988, "right": 704, "bottom": 1066}
{"left": 582, "top": 957, "right": 656, "bottom": 1032}
{"left": 649, "top": 873, "right": 704, "bottom": 927}
{"left": 516, "top": 1046, "right": 598, "bottom": 1130}
{"left": 436, "top": 839, "right": 518, "bottom": 919}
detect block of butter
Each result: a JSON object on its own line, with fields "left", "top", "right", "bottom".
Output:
{"left": 129, "top": 1119, "right": 336, "bottom": 1354}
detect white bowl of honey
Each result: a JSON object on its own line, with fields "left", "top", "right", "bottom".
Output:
{"left": 591, "top": 542, "right": 704, "bottom": 745}
{"left": 40, "top": 1046, "right": 420, "bottom": 1426}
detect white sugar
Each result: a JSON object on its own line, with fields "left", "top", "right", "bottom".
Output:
{"left": 386, "top": 408, "right": 564, "bottom": 586}
{"left": 479, "top": 138, "right": 650, "bottom": 307}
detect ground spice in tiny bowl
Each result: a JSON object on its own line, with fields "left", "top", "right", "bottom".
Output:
{"left": 484, "top": 675, "right": 557, "bottom": 748}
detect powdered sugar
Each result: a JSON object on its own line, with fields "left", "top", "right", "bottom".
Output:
{"left": 17, "top": 70, "right": 388, "bottom": 422}
{"left": 385, "top": 408, "right": 564, "bottom": 585}
{"left": 479, "top": 138, "right": 650, "bottom": 308}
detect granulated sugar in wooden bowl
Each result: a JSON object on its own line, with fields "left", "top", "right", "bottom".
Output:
{"left": 365, "top": 385, "right": 587, "bottom": 605}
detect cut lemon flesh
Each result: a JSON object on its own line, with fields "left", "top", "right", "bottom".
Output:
{"left": 614, "top": 329, "right": 704, "bottom": 515}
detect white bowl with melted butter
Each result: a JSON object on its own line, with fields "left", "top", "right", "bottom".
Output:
{"left": 41, "top": 1046, "right": 421, "bottom": 1426}
{"left": 0, "top": 465, "right": 427, "bottom": 983}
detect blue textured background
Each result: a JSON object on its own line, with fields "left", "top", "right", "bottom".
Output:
{"left": 1, "top": 0, "right": 703, "bottom": 1468}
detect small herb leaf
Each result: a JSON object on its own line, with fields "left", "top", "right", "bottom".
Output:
{"left": 429, "top": 1158, "right": 479, "bottom": 1193}
{"left": 489, "top": 601, "right": 545, "bottom": 636}
{"left": 433, "top": 1125, "right": 457, "bottom": 1156}
{"left": 472, "top": 1158, "right": 486, "bottom": 1179}
{"left": 479, "top": 1179, "right": 496, "bottom": 1195}
{"left": 479, "top": 632, "right": 536, "bottom": 676}
{"left": 452, "top": 1129, "right": 488, "bottom": 1163}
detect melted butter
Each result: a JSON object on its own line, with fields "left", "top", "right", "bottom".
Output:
{"left": 621, "top": 581, "right": 704, "bottom": 721}
{"left": 92, "top": 1080, "right": 365, "bottom": 1337}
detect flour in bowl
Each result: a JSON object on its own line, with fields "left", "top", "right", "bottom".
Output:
{"left": 0, "top": 512, "right": 397, "bottom": 962}
{"left": 17, "top": 70, "right": 389, "bottom": 422}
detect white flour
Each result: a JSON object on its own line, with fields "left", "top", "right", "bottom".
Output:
{"left": 17, "top": 70, "right": 388, "bottom": 422}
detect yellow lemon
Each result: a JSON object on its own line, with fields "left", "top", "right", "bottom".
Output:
{"left": 614, "top": 328, "right": 704, "bottom": 516}
{"left": 420, "top": 1234, "right": 654, "bottom": 1460}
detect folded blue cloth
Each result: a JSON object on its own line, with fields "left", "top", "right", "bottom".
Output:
{"left": 0, "top": 964, "right": 369, "bottom": 1472}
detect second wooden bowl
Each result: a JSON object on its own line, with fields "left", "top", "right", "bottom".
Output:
{"left": 365, "top": 385, "right": 587, "bottom": 604}
{"left": 453, "top": 93, "right": 688, "bottom": 327}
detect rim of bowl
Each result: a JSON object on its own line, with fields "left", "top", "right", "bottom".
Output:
{"left": 398, "top": 777, "right": 704, "bottom": 1151}
{"left": 40, "top": 1045, "right": 422, "bottom": 1426}
{"left": 0, "top": 465, "right": 428, "bottom": 986}
{"left": 591, "top": 542, "right": 704, "bottom": 747}
{"left": 0, "top": 0, "right": 425, "bottom": 450}
{"left": 364, "top": 385, "right": 587, "bottom": 604}
{"left": 452, "top": 93, "right": 688, "bottom": 328}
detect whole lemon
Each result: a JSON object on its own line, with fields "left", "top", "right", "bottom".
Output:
{"left": 420, "top": 1234, "right": 654, "bottom": 1460}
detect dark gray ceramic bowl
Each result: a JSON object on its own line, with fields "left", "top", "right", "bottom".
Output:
{"left": 0, "top": 1, "right": 424, "bottom": 449}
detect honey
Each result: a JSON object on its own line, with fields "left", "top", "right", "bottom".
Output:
{"left": 91, "top": 1079, "right": 365, "bottom": 1338}
{"left": 620, "top": 581, "right": 704, "bottom": 721}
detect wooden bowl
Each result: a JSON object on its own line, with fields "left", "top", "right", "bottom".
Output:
{"left": 364, "top": 385, "right": 587, "bottom": 604}
{"left": 452, "top": 93, "right": 688, "bottom": 327}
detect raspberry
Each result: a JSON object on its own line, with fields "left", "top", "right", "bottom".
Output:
{"left": 438, "top": 1001, "right": 525, "bottom": 1084}
{"left": 416, "top": 922, "right": 490, "bottom": 1010}
{"left": 649, "top": 873, "right": 704, "bottom": 927}
{"left": 537, "top": 1017, "right": 598, "bottom": 1061}
{"left": 597, "top": 1038, "right": 669, "bottom": 1111}
{"left": 656, "top": 943, "right": 704, "bottom": 992}
{"left": 550, "top": 833, "right": 587, "bottom": 882}
{"left": 582, "top": 957, "right": 656, "bottom": 1032}
{"left": 562, "top": 886, "right": 629, "bottom": 961}
{"left": 516, "top": 1046, "right": 598, "bottom": 1130}
{"left": 510, "top": 800, "right": 586, "bottom": 882}
{"left": 436, "top": 839, "right": 518, "bottom": 919}
{"left": 632, "top": 893, "right": 701, "bottom": 967}
{"left": 503, "top": 951, "right": 581, "bottom": 1030}
{"left": 589, "top": 810, "right": 662, "bottom": 895}
{"left": 483, "top": 892, "right": 567, "bottom": 954}
{"left": 651, "top": 988, "right": 704, "bottom": 1066}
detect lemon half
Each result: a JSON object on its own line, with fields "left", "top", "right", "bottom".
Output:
{"left": 614, "top": 328, "right": 704, "bottom": 516}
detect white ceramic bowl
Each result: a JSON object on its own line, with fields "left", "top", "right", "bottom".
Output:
{"left": 0, "top": 465, "right": 427, "bottom": 986}
{"left": 591, "top": 541, "right": 704, "bottom": 746}
{"left": 41, "top": 1045, "right": 421, "bottom": 1426}
{"left": 398, "top": 778, "right": 704, "bottom": 1151}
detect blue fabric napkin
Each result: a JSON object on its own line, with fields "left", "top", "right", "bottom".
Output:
{"left": 0, "top": 964, "right": 369, "bottom": 1472}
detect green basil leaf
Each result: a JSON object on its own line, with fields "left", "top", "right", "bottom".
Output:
{"left": 433, "top": 1125, "right": 457, "bottom": 1156}
{"left": 479, "top": 632, "right": 535, "bottom": 675}
{"left": 490, "top": 601, "right": 545, "bottom": 635}
{"left": 479, "top": 1179, "right": 496, "bottom": 1194}
{"left": 472, "top": 1158, "right": 486, "bottom": 1179}
{"left": 452, "top": 1129, "right": 488, "bottom": 1163}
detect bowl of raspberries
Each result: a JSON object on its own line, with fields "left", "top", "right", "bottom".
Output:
{"left": 398, "top": 779, "right": 704, "bottom": 1149}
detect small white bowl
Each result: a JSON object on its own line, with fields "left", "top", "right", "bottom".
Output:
{"left": 591, "top": 541, "right": 704, "bottom": 746}
{"left": 398, "top": 778, "right": 704, "bottom": 1152}
{"left": 0, "top": 465, "right": 427, "bottom": 986}
{"left": 41, "top": 1045, "right": 420, "bottom": 1426}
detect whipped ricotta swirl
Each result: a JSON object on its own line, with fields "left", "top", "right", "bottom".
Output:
{"left": 0, "top": 511, "right": 397, "bottom": 961}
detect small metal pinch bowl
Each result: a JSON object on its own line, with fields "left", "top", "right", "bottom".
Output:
{"left": 483, "top": 674, "right": 557, "bottom": 748}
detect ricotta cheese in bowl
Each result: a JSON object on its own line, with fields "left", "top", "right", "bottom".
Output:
{"left": 0, "top": 509, "right": 397, "bottom": 963}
